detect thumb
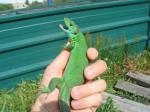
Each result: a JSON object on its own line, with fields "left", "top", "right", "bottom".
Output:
{"left": 41, "top": 50, "right": 70, "bottom": 87}
{"left": 50, "top": 50, "right": 70, "bottom": 71}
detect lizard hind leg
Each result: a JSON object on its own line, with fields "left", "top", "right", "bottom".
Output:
{"left": 43, "top": 77, "right": 63, "bottom": 93}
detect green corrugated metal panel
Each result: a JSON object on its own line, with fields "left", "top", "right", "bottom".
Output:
{"left": 0, "top": 0, "right": 150, "bottom": 89}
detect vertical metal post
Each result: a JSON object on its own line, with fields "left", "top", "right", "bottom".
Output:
{"left": 146, "top": 3, "right": 150, "bottom": 50}
{"left": 48, "top": 0, "right": 53, "bottom": 7}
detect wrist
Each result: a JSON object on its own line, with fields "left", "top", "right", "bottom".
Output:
{"left": 31, "top": 93, "right": 47, "bottom": 112}
{"left": 32, "top": 97, "right": 42, "bottom": 112}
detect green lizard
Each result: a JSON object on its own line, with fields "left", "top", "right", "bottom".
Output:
{"left": 43, "top": 18, "right": 88, "bottom": 112}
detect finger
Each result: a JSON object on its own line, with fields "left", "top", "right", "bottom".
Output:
{"left": 46, "top": 50, "right": 70, "bottom": 72}
{"left": 84, "top": 60, "right": 107, "bottom": 80}
{"left": 91, "top": 107, "right": 97, "bottom": 112}
{"left": 87, "top": 48, "right": 99, "bottom": 61}
{"left": 71, "top": 108, "right": 92, "bottom": 112}
{"left": 71, "top": 93, "right": 102, "bottom": 110}
{"left": 41, "top": 50, "right": 70, "bottom": 87}
{"left": 71, "top": 80, "right": 106, "bottom": 100}
{"left": 72, "top": 107, "right": 97, "bottom": 112}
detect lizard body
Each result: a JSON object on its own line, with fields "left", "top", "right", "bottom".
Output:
{"left": 43, "top": 18, "right": 88, "bottom": 112}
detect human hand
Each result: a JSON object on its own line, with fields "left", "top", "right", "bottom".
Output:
{"left": 32, "top": 48, "right": 107, "bottom": 112}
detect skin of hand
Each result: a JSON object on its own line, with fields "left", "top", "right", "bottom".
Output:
{"left": 32, "top": 48, "right": 107, "bottom": 112}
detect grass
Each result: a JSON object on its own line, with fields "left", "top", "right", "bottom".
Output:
{"left": 0, "top": 34, "right": 149, "bottom": 111}
{"left": 101, "top": 49, "right": 150, "bottom": 104}
{"left": 96, "top": 97, "right": 117, "bottom": 112}
{"left": 0, "top": 4, "right": 13, "bottom": 11}
{"left": 124, "top": 50, "right": 150, "bottom": 75}
{"left": 99, "top": 38, "right": 150, "bottom": 104}
{"left": 0, "top": 78, "right": 41, "bottom": 112}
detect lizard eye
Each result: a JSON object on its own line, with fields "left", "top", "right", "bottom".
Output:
{"left": 70, "top": 23, "right": 73, "bottom": 26}
{"left": 74, "top": 32, "right": 77, "bottom": 35}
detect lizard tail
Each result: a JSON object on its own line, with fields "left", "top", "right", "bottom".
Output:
{"left": 59, "top": 84, "right": 71, "bottom": 112}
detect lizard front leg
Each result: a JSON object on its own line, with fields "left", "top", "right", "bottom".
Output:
{"left": 64, "top": 39, "right": 74, "bottom": 50}
{"left": 43, "top": 78, "right": 63, "bottom": 93}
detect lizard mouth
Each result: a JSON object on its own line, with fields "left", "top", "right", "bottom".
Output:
{"left": 59, "top": 24, "right": 69, "bottom": 33}
{"left": 59, "top": 24, "right": 77, "bottom": 37}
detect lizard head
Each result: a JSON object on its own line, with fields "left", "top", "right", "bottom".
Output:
{"left": 59, "top": 18, "right": 79, "bottom": 39}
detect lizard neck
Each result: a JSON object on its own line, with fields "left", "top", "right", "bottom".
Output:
{"left": 70, "top": 32, "right": 86, "bottom": 48}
